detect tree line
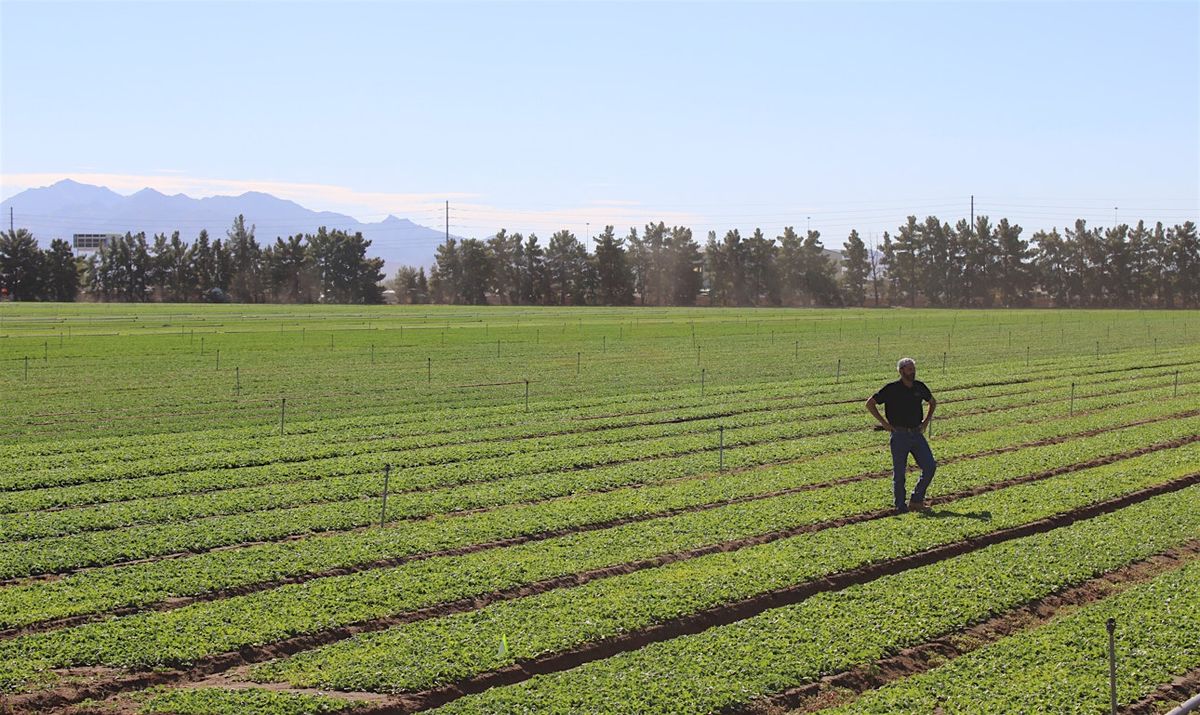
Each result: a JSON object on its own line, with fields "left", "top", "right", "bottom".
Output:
{"left": 2, "top": 213, "right": 1196, "bottom": 308}
{"left": 412, "top": 216, "right": 1198, "bottom": 308}
{"left": 0, "top": 216, "right": 386, "bottom": 303}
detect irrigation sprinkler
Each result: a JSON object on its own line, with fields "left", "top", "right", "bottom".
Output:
{"left": 427, "top": 356, "right": 432, "bottom": 383}
{"left": 44, "top": 341, "right": 48, "bottom": 362}
{"left": 1154, "top": 337, "right": 1157, "bottom": 354}
{"left": 718, "top": 425, "right": 725, "bottom": 471}
{"left": 1096, "top": 340, "right": 1100, "bottom": 359}
{"left": 576, "top": 352, "right": 581, "bottom": 377}
{"left": 201, "top": 337, "right": 205, "bottom": 355}
{"left": 524, "top": 379, "right": 529, "bottom": 412}
{"left": 380, "top": 464, "right": 391, "bottom": 527}
{"left": 235, "top": 366, "right": 240, "bottom": 395}
{"left": 330, "top": 333, "right": 335, "bottom": 350}
{"left": 602, "top": 335, "right": 606, "bottom": 353}
{"left": 795, "top": 340, "right": 800, "bottom": 359}
{"left": 1106, "top": 618, "right": 1117, "bottom": 715}
{"left": 942, "top": 351, "right": 947, "bottom": 375}
{"left": 1070, "top": 382, "right": 1075, "bottom": 416}
{"left": 24, "top": 355, "right": 28, "bottom": 380}
{"left": 1026, "top": 346, "right": 1030, "bottom": 367}
{"left": 496, "top": 339, "right": 501, "bottom": 358}
{"left": 696, "top": 345, "right": 701, "bottom": 366}
{"left": 877, "top": 336, "right": 880, "bottom": 357}
{"left": 371, "top": 344, "right": 375, "bottom": 364}
{"left": 216, "top": 349, "right": 220, "bottom": 370}
{"left": 279, "top": 398, "right": 286, "bottom": 436}
{"left": 701, "top": 368, "right": 706, "bottom": 397}
{"left": 1175, "top": 370, "right": 1180, "bottom": 397}
{"left": 835, "top": 359, "right": 841, "bottom": 384}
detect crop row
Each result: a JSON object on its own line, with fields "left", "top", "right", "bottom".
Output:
{"left": 824, "top": 557, "right": 1200, "bottom": 714}
{"left": 1, "top": 438, "right": 1196, "bottom": 694}
{"left": 246, "top": 447, "right": 1200, "bottom": 696}
{"left": 4, "top": 373, "right": 1172, "bottom": 539}
{"left": 8, "top": 355, "right": 1172, "bottom": 493}
{"left": 5, "top": 347, "right": 1189, "bottom": 474}
{"left": 2, "top": 406, "right": 1196, "bottom": 629}
{"left": 423, "top": 484, "right": 1200, "bottom": 715}
{"left": 3, "top": 397, "right": 1196, "bottom": 583}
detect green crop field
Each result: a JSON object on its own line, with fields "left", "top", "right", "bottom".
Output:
{"left": 1, "top": 303, "right": 1198, "bottom": 715}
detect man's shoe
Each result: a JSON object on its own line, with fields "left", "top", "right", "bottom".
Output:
{"left": 909, "top": 499, "right": 931, "bottom": 512}
{"left": 894, "top": 504, "right": 909, "bottom": 515}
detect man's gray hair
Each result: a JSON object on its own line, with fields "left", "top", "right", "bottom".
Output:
{"left": 897, "top": 357, "right": 916, "bottom": 371}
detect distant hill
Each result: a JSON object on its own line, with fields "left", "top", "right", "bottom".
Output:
{"left": 0, "top": 179, "right": 457, "bottom": 274}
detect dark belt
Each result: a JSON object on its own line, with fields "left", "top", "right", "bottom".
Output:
{"left": 891, "top": 425, "right": 921, "bottom": 432}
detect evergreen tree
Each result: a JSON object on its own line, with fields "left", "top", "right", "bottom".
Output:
{"left": 520, "top": 234, "right": 547, "bottom": 305}
{"left": 667, "top": 226, "right": 703, "bottom": 305}
{"left": 1170, "top": 220, "right": 1200, "bottom": 307}
{"left": 593, "top": 225, "right": 634, "bottom": 305}
{"left": 430, "top": 238, "right": 461, "bottom": 303}
{"left": 841, "top": 229, "right": 868, "bottom": 307}
{"left": 994, "top": 218, "right": 1032, "bottom": 307}
{"left": 43, "top": 238, "right": 79, "bottom": 302}
{"left": 0, "top": 228, "right": 45, "bottom": 300}
{"left": 226, "top": 215, "right": 262, "bottom": 303}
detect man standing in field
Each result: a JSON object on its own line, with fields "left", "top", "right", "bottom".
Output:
{"left": 866, "top": 357, "right": 937, "bottom": 514}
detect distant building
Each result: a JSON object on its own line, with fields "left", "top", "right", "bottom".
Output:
{"left": 73, "top": 233, "right": 121, "bottom": 253}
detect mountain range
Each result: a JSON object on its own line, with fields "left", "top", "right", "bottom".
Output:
{"left": 0, "top": 179, "right": 455, "bottom": 274}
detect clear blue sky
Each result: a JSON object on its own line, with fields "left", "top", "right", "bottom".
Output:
{"left": 2, "top": 0, "right": 1197, "bottom": 246}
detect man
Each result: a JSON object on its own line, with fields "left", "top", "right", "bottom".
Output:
{"left": 866, "top": 357, "right": 937, "bottom": 514}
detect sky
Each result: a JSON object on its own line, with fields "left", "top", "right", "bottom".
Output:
{"left": 1, "top": 0, "right": 1198, "bottom": 249}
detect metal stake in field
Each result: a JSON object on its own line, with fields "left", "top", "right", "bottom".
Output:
{"left": 427, "top": 356, "right": 432, "bottom": 383}
{"left": 718, "top": 425, "right": 725, "bottom": 471}
{"left": 835, "top": 359, "right": 841, "bottom": 384}
{"left": 1175, "top": 370, "right": 1180, "bottom": 397}
{"left": 371, "top": 344, "right": 375, "bottom": 364}
{"left": 279, "top": 397, "right": 286, "bottom": 436}
{"left": 1106, "top": 618, "right": 1117, "bottom": 715}
{"left": 44, "top": 341, "right": 48, "bottom": 362}
{"left": 24, "top": 355, "right": 28, "bottom": 380}
{"left": 795, "top": 340, "right": 800, "bottom": 359}
{"left": 524, "top": 379, "right": 529, "bottom": 412}
{"left": 1026, "top": 346, "right": 1030, "bottom": 367}
{"left": 216, "top": 349, "right": 220, "bottom": 370}
{"left": 235, "top": 366, "right": 240, "bottom": 395}
{"left": 942, "top": 351, "right": 947, "bottom": 375}
{"left": 576, "top": 351, "right": 581, "bottom": 377}
{"left": 1070, "top": 382, "right": 1075, "bottom": 416}
{"left": 201, "top": 336, "right": 205, "bottom": 355}
{"left": 496, "top": 339, "right": 500, "bottom": 358}
{"left": 379, "top": 464, "right": 391, "bottom": 527}
{"left": 701, "top": 368, "right": 706, "bottom": 397}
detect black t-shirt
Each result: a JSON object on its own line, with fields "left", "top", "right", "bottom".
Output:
{"left": 872, "top": 379, "right": 933, "bottom": 428}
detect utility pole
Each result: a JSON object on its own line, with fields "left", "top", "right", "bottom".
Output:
{"left": 970, "top": 195, "right": 974, "bottom": 233}
{"left": 586, "top": 222, "right": 590, "bottom": 253}
{"left": 445, "top": 200, "right": 449, "bottom": 242}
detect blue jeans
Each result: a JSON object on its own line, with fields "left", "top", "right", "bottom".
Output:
{"left": 890, "top": 430, "right": 937, "bottom": 508}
